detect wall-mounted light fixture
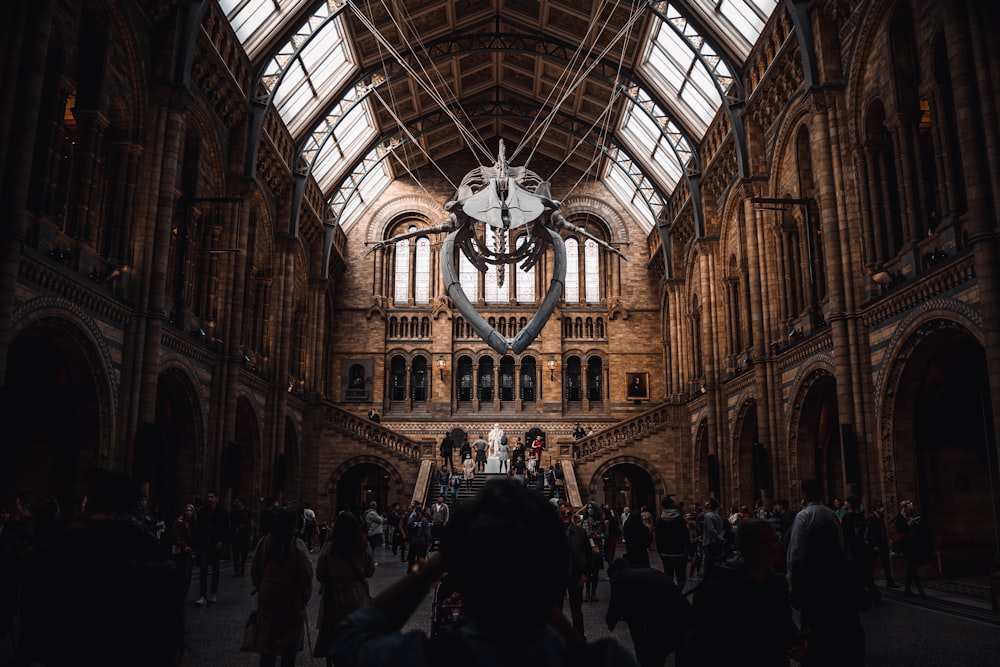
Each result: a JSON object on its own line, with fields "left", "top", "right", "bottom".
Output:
{"left": 547, "top": 356, "right": 557, "bottom": 381}
{"left": 871, "top": 271, "right": 893, "bottom": 286}
{"left": 437, "top": 355, "right": 446, "bottom": 380}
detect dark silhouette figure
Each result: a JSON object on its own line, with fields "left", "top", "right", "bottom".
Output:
{"left": 606, "top": 558, "right": 691, "bottom": 667}
{"left": 17, "top": 468, "right": 184, "bottom": 667}
{"left": 330, "top": 479, "right": 638, "bottom": 667}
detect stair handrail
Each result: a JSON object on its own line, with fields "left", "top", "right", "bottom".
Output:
{"left": 315, "top": 400, "right": 422, "bottom": 462}
{"left": 571, "top": 401, "right": 675, "bottom": 460}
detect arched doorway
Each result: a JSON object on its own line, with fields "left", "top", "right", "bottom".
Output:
{"left": 336, "top": 462, "right": 393, "bottom": 516}
{"left": 735, "top": 399, "right": 771, "bottom": 507}
{"left": 598, "top": 463, "right": 657, "bottom": 517}
{"left": 222, "top": 397, "right": 259, "bottom": 506}
{"left": 1, "top": 320, "right": 106, "bottom": 514}
{"left": 890, "top": 325, "right": 999, "bottom": 576}
{"left": 147, "top": 368, "right": 202, "bottom": 518}
{"left": 794, "top": 371, "right": 842, "bottom": 502}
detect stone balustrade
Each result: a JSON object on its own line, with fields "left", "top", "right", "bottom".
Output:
{"left": 572, "top": 402, "right": 674, "bottom": 460}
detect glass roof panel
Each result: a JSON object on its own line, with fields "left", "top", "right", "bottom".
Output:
{"left": 684, "top": 0, "right": 778, "bottom": 59}
{"left": 312, "top": 101, "right": 378, "bottom": 192}
{"left": 271, "top": 19, "right": 356, "bottom": 138}
{"left": 618, "top": 100, "right": 684, "bottom": 195}
{"left": 220, "top": 0, "right": 317, "bottom": 62}
{"left": 336, "top": 153, "right": 393, "bottom": 231}
{"left": 603, "top": 159, "right": 661, "bottom": 233}
{"left": 639, "top": 17, "right": 721, "bottom": 137}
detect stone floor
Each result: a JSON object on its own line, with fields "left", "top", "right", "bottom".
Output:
{"left": 180, "top": 540, "right": 999, "bottom": 667}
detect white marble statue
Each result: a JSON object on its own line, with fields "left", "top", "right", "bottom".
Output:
{"left": 487, "top": 423, "right": 505, "bottom": 458}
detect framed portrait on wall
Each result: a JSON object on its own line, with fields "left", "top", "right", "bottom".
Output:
{"left": 626, "top": 372, "right": 648, "bottom": 400}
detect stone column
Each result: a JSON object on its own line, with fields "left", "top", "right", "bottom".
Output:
{"left": 945, "top": 2, "right": 1000, "bottom": 467}
{"left": 809, "top": 90, "right": 860, "bottom": 494}
{"left": 0, "top": 0, "right": 55, "bottom": 378}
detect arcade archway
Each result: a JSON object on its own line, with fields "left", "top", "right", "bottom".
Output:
{"left": 888, "top": 324, "right": 999, "bottom": 576}
{"left": 1, "top": 320, "right": 106, "bottom": 513}
{"left": 147, "top": 367, "right": 202, "bottom": 517}
{"left": 794, "top": 370, "right": 843, "bottom": 501}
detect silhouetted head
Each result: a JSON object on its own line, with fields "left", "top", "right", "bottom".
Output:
{"left": 442, "top": 478, "right": 567, "bottom": 636}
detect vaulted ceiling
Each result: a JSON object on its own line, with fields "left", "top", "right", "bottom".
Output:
{"left": 220, "top": 0, "right": 779, "bottom": 232}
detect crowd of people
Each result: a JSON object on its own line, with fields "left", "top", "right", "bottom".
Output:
{"left": 0, "top": 461, "right": 939, "bottom": 667}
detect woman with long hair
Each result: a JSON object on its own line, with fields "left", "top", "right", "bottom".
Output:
{"left": 313, "top": 511, "right": 375, "bottom": 665}
{"left": 248, "top": 508, "right": 314, "bottom": 666}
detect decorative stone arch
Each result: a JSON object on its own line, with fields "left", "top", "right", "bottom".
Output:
{"left": 846, "top": 0, "right": 904, "bottom": 135}
{"left": 768, "top": 102, "right": 815, "bottom": 199}
{"left": 560, "top": 197, "right": 630, "bottom": 246}
{"left": 325, "top": 455, "right": 410, "bottom": 514}
{"left": 718, "top": 181, "right": 747, "bottom": 263}
{"left": 786, "top": 361, "right": 837, "bottom": 500}
{"left": 11, "top": 298, "right": 118, "bottom": 463}
{"left": 877, "top": 306, "right": 983, "bottom": 514}
{"left": 366, "top": 195, "right": 445, "bottom": 244}
{"left": 155, "top": 354, "right": 208, "bottom": 502}
{"left": 730, "top": 396, "right": 758, "bottom": 501}
{"left": 157, "top": 356, "right": 209, "bottom": 466}
{"left": 588, "top": 455, "right": 668, "bottom": 501}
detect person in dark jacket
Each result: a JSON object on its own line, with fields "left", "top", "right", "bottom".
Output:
{"left": 623, "top": 508, "right": 651, "bottom": 566}
{"left": 606, "top": 558, "right": 691, "bottom": 667}
{"left": 194, "top": 489, "right": 230, "bottom": 605}
{"left": 559, "top": 500, "right": 590, "bottom": 639}
{"left": 654, "top": 496, "right": 690, "bottom": 589}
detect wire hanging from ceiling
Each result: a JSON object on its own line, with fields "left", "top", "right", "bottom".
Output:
{"left": 364, "top": 0, "right": 457, "bottom": 192}
{"left": 346, "top": 0, "right": 494, "bottom": 168}
{"left": 510, "top": 0, "right": 619, "bottom": 164}
{"left": 550, "top": 0, "right": 641, "bottom": 197}
{"left": 378, "top": 0, "right": 494, "bottom": 167}
{"left": 514, "top": 0, "right": 647, "bottom": 175}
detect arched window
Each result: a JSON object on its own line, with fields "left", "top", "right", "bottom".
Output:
{"left": 574, "top": 317, "right": 583, "bottom": 338}
{"left": 388, "top": 317, "right": 398, "bottom": 338}
{"left": 390, "top": 355, "right": 407, "bottom": 401}
{"left": 411, "top": 356, "right": 427, "bottom": 401}
{"left": 478, "top": 357, "right": 494, "bottom": 401}
{"left": 596, "top": 318, "right": 605, "bottom": 338}
{"left": 584, "top": 238, "right": 600, "bottom": 302}
{"left": 499, "top": 356, "right": 515, "bottom": 402}
{"left": 459, "top": 251, "right": 478, "bottom": 301}
{"left": 393, "top": 235, "right": 410, "bottom": 302}
{"left": 565, "top": 356, "right": 582, "bottom": 401}
{"left": 520, "top": 357, "right": 537, "bottom": 402}
{"left": 564, "top": 238, "right": 580, "bottom": 302}
{"left": 414, "top": 237, "right": 431, "bottom": 304}
{"left": 585, "top": 318, "right": 594, "bottom": 338}
{"left": 485, "top": 226, "right": 509, "bottom": 303}
{"left": 457, "top": 355, "right": 473, "bottom": 402}
{"left": 515, "top": 234, "right": 535, "bottom": 302}
{"left": 563, "top": 317, "right": 573, "bottom": 338}
{"left": 586, "top": 357, "right": 603, "bottom": 401}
